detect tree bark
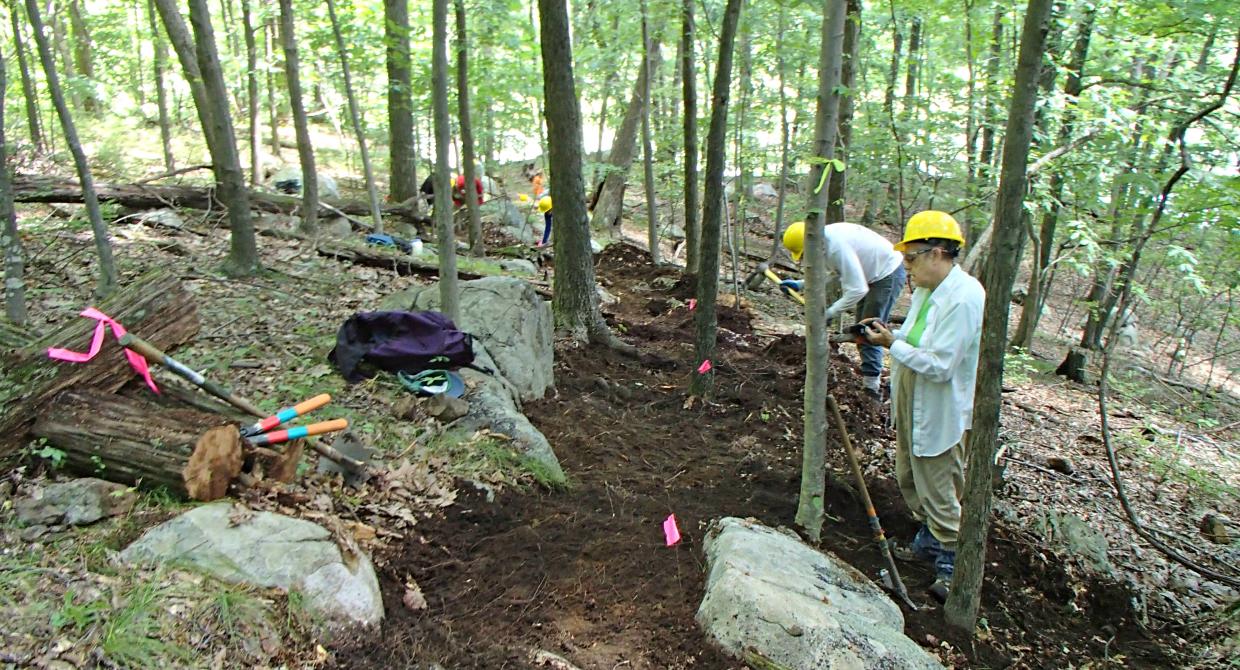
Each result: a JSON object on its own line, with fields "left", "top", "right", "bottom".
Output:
{"left": 265, "top": 19, "right": 281, "bottom": 159}
{"left": 147, "top": 0, "right": 175, "bottom": 172}
{"left": 689, "top": 0, "right": 743, "bottom": 398}
{"left": 592, "top": 46, "right": 663, "bottom": 233}
{"left": 681, "top": 0, "right": 701, "bottom": 275}
{"left": 826, "top": 0, "right": 860, "bottom": 223}
{"left": 326, "top": 0, "right": 382, "bottom": 232}
{"left": 277, "top": 0, "right": 318, "bottom": 234}
{"left": 430, "top": 0, "right": 459, "bottom": 322}
{"left": 9, "top": 6, "right": 44, "bottom": 151}
{"left": 794, "top": 0, "right": 847, "bottom": 544}
{"left": 640, "top": 0, "right": 659, "bottom": 264}
{"left": 945, "top": 0, "right": 1053, "bottom": 633}
{"left": 454, "top": 0, "right": 483, "bottom": 255}
{"left": 68, "top": 0, "right": 96, "bottom": 112}
{"left": 1, "top": 48, "right": 25, "bottom": 325}
{"left": 386, "top": 0, "right": 416, "bottom": 204}
{"left": 976, "top": 6, "right": 1004, "bottom": 220}
{"left": 0, "top": 269, "right": 199, "bottom": 457}
{"left": 241, "top": 0, "right": 260, "bottom": 185}
{"left": 25, "top": 0, "right": 118, "bottom": 296}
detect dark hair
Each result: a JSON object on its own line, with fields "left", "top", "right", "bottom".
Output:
{"left": 922, "top": 238, "right": 962, "bottom": 259}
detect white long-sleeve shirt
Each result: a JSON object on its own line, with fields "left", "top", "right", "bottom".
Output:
{"left": 822, "top": 223, "right": 904, "bottom": 320}
{"left": 889, "top": 265, "right": 986, "bottom": 457}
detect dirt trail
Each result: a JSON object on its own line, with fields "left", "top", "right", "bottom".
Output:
{"left": 331, "top": 244, "right": 1174, "bottom": 669}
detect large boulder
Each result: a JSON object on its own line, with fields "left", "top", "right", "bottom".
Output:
{"left": 697, "top": 517, "right": 943, "bottom": 670}
{"left": 484, "top": 200, "right": 538, "bottom": 244}
{"left": 391, "top": 276, "right": 553, "bottom": 402}
{"left": 120, "top": 503, "right": 383, "bottom": 632}
{"left": 16, "top": 478, "right": 137, "bottom": 526}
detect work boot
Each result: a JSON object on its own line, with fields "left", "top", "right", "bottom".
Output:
{"left": 928, "top": 549, "right": 955, "bottom": 603}
{"left": 862, "top": 375, "right": 882, "bottom": 399}
{"left": 893, "top": 524, "right": 942, "bottom": 563}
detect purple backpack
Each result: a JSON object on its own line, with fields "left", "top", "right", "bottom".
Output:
{"left": 328, "top": 310, "right": 481, "bottom": 383}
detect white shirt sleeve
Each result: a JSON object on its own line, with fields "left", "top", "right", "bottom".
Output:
{"left": 825, "top": 245, "right": 869, "bottom": 319}
{"left": 888, "top": 296, "right": 983, "bottom": 384}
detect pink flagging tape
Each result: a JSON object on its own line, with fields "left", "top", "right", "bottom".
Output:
{"left": 46, "top": 307, "right": 159, "bottom": 393}
{"left": 697, "top": 359, "right": 712, "bottom": 374}
{"left": 663, "top": 514, "right": 681, "bottom": 546}
{"left": 688, "top": 298, "right": 697, "bottom": 311}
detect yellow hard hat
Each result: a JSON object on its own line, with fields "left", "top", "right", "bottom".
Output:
{"left": 782, "top": 221, "right": 806, "bottom": 261}
{"left": 537, "top": 195, "right": 553, "bottom": 214}
{"left": 895, "top": 210, "right": 965, "bottom": 252}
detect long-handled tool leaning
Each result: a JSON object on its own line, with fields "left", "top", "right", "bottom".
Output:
{"left": 743, "top": 261, "right": 806, "bottom": 305}
{"left": 118, "top": 333, "right": 373, "bottom": 480}
{"left": 827, "top": 393, "right": 918, "bottom": 610}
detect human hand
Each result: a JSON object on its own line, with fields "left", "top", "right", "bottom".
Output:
{"left": 779, "top": 279, "right": 804, "bottom": 296}
{"left": 861, "top": 318, "right": 895, "bottom": 347}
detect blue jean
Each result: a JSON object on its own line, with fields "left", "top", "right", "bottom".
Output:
{"left": 540, "top": 212, "right": 553, "bottom": 245}
{"left": 856, "top": 265, "right": 906, "bottom": 378}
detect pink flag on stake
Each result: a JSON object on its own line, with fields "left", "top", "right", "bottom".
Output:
{"left": 688, "top": 298, "right": 697, "bottom": 311}
{"left": 663, "top": 514, "right": 681, "bottom": 546}
{"left": 47, "top": 307, "right": 159, "bottom": 393}
{"left": 697, "top": 359, "right": 712, "bottom": 374}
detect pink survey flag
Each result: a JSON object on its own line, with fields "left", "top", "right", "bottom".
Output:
{"left": 47, "top": 307, "right": 159, "bottom": 393}
{"left": 663, "top": 514, "right": 681, "bottom": 546}
{"left": 697, "top": 359, "right": 712, "bottom": 374}
{"left": 688, "top": 298, "right": 697, "bottom": 311}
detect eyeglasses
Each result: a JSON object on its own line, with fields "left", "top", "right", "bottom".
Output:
{"left": 902, "top": 248, "right": 936, "bottom": 264}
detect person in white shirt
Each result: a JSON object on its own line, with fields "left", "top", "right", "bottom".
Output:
{"left": 779, "top": 221, "right": 906, "bottom": 397}
{"left": 860, "top": 210, "right": 984, "bottom": 602}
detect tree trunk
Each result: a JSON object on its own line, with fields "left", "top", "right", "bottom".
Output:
{"left": 1012, "top": 5, "right": 1094, "bottom": 350}
{"left": 945, "top": 0, "right": 1053, "bottom": 633}
{"left": 277, "top": 0, "right": 318, "bottom": 234}
{"left": 976, "top": 6, "right": 1003, "bottom": 222}
{"left": 689, "top": 0, "right": 743, "bottom": 398}
{"left": 826, "top": 0, "right": 860, "bottom": 223}
{"left": 768, "top": 3, "right": 790, "bottom": 264}
{"left": 326, "top": 0, "right": 382, "bottom": 232}
{"left": 903, "top": 17, "right": 921, "bottom": 114}
{"left": 882, "top": 10, "right": 905, "bottom": 223}
{"left": 9, "top": 6, "right": 44, "bottom": 151}
{"left": 147, "top": 0, "right": 175, "bottom": 172}
{"left": 0, "top": 269, "right": 199, "bottom": 456}
{"left": 794, "top": 0, "right": 847, "bottom": 544}
{"left": 25, "top": 0, "right": 118, "bottom": 296}
{"left": 241, "top": 0, "right": 260, "bottom": 185}
{"left": 430, "top": 0, "right": 459, "bottom": 322}
{"left": 265, "top": 20, "right": 281, "bottom": 159}
{"left": 681, "top": 0, "right": 701, "bottom": 275}
{"left": 593, "top": 46, "right": 663, "bottom": 233}
{"left": 0, "top": 49, "right": 25, "bottom": 325}
{"left": 640, "top": 0, "right": 659, "bottom": 264}
{"left": 32, "top": 391, "right": 229, "bottom": 497}
{"left": 386, "top": 0, "right": 416, "bottom": 204}
{"left": 68, "top": 0, "right": 96, "bottom": 112}
{"left": 454, "top": 0, "right": 483, "bottom": 255}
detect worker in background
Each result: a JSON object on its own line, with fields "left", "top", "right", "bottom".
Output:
{"left": 859, "top": 210, "right": 984, "bottom": 602}
{"left": 536, "top": 195, "right": 553, "bottom": 247}
{"left": 780, "top": 221, "right": 906, "bottom": 398}
{"left": 419, "top": 173, "right": 483, "bottom": 209}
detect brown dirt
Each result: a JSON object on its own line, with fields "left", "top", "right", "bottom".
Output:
{"left": 330, "top": 243, "right": 1179, "bottom": 669}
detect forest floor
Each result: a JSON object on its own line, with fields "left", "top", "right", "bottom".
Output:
{"left": 1, "top": 158, "right": 1238, "bottom": 669}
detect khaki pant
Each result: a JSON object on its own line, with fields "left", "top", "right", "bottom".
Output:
{"left": 894, "top": 364, "right": 965, "bottom": 550}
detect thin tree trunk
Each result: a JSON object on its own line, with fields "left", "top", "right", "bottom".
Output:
{"left": 277, "top": 0, "right": 318, "bottom": 233}
{"left": 454, "top": 0, "right": 483, "bottom": 255}
{"left": 794, "top": 0, "right": 847, "bottom": 543}
{"left": 68, "top": 0, "right": 95, "bottom": 112}
{"left": 689, "top": 0, "right": 743, "bottom": 398}
{"left": 129, "top": 0, "right": 145, "bottom": 107}
{"left": 682, "top": 0, "right": 701, "bottom": 275}
{"left": 827, "top": 0, "right": 860, "bottom": 223}
{"left": 640, "top": 0, "right": 659, "bottom": 264}
{"left": 265, "top": 20, "right": 281, "bottom": 159}
{"left": 241, "top": 0, "right": 260, "bottom": 185}
{"left": 903, "top": 17, "right": 921, "bottom": 112}
{"left": 882, "top": 5, "right": 905, "bottom": 222}
{"left": 593, "top": 47, "right": 662, "bottom": 233}
{"left": 963, "top": 0, "right": 976, "bottom": 237}
{"left": 386, "top": 0, "right": 416, "bottom": 204}
{"left": 945, "top": 0, "right": 1053, "bottom": 632}
{"left": 431, "top": 0, "right": 459, "bottom": 322}
{"left": 25, "top": 0, "right": 117, "bottom": 295}
{"left": 327, "top": 0, "right": 383, "bottom": 233}
{"left": 0, "top": 48, "right": 25, "bottom": 324}
{"left": 977, "top": 6, "right": 1003, "bottom": 217}
{"left": 10, "top": 7, "right": 44, "bottom": 152}
{"left": 768, "top": 2, "right": 790, "bottom": 263}
{"left": 147, "top": 0, "right": 175, "bottom": 172}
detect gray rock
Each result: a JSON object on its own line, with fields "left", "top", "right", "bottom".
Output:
{"left": 499, "top": 258, "right": 538, "bottom": 275}
{"left": 322, "top": 216, "right": 354, "bottom": 239}
{"left": 753, "top": 182, "right": 779, "bottom": 199}
{"left": 395, "top": 276, "right": 553, "bottom": 402}
{"left": 1033, "top": 510, "right": 1112, "bottom": 575}
{"left": 425, "top": 394, "right": 470, "bottom": 422}
{"left": 121, "top": 503, "right": 383, "bottom": 631}
{"left": 268, "top": 166, "right": 341, "bottom": 200}
{"left": 16, "top": 478, "right": 137, "bottom": 526}
{"left": 484, "top": 200, "right": 538, "bottom": 244}
{"left": 697, "top": 517, "right": 943, "bottom": 670}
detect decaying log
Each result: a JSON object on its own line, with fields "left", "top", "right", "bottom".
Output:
{"left": 316, "top": 240, "right": 488, "bottom": 280}
{"left": 0, "top": 268, "right": 200, "bottom": 458}
{"left": 13, "top": 175, "right": 430, "bottom": 227}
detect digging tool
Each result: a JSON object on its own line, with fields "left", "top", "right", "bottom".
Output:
{"left": 119, "top": 333, "right": 375, "bottom": 482}
{"left": 743, "top": 262, "right": 806, "bottom": 305}
{"left": 827, "top": 394, "right": 918, "bottom": 610}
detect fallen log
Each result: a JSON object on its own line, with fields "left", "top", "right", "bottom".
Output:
{"left": 316, "top": 240, "right": 488, "bottom": 280}
{"left": 12, "top": 175, "right": 430, "bottom": 227}
{"left": 0, "top": 268, "right": 200, "bottom": 458}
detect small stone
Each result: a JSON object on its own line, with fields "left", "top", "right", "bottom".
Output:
{"left": 1046, "top": 456, "right": 1075, "bottom": 475}
{"left": 425, "top": 394, "right": 469, "bottom": 422}
{"left": 392, "top": 397, "right": 421, "bottom": 421}
{"left": 15, "top": 478, "right": 136, "bottom": 526}
{"left": 1200, "top": 513, "right": 1232, "bottom": 544}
